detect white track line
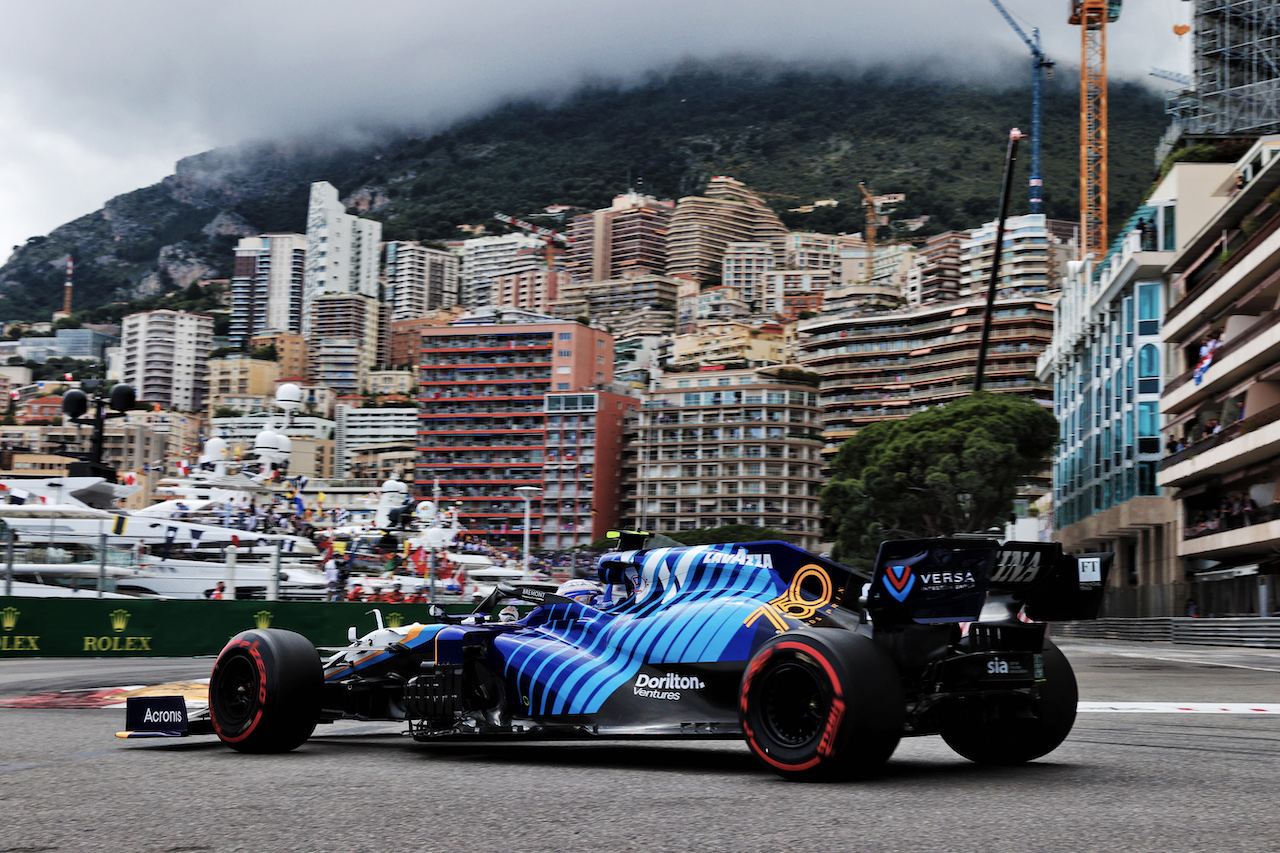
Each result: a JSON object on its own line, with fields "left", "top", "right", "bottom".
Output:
{"left": 1078, "top": 702, "right": 1280, "bottom": 714}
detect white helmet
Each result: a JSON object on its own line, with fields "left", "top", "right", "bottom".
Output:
{"left": 556, "top": 578, "right": 603, "bottom": 604}
{"left": 499, "top": 605, "right": 520, "bottom": 622}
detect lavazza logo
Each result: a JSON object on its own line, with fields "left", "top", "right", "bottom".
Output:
{"left": 633, "top": 672, "right": 705, "bottom": 701}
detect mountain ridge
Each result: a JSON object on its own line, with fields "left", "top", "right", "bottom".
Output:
{"left": 0, "top": 65, "right": 1170, "bottom": 322}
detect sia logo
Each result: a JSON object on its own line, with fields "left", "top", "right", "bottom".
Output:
{"left": 883, "top": 565, "right": 915, "bottom": 602}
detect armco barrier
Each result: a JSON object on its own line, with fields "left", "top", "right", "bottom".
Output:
{"left": 1055, "top": 616, "right": 1280, "bottom": 649}
{"left": 0, "top": 597, "right": 479, "bottom": 658}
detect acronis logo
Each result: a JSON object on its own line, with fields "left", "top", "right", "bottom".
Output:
{"left": 883, "top": 565, "right": 915, "bottom": 602}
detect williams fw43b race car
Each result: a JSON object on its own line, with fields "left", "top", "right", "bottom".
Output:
{"left": 119, "top": 532, "right": 1112, "bottom": 781}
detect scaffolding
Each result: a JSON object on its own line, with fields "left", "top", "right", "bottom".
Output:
{"left": 1167, "top": 0, "right": 1280, "bottom": 137}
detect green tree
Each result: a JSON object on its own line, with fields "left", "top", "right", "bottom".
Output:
{"left": 213, "top": 406, "right": 243, "bottom": 418}
{"left": 822, "top": 392, "right": 1057, "bottom": 564}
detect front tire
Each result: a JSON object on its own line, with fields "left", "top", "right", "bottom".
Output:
{"left": 739, "top": 629, "right": 904, "bottom": 782}
{"left": 939, "top": 639, "right": 1078, "bottom": 765}
{"left": 209, "top": 628, "right": 322, "bottom": 754}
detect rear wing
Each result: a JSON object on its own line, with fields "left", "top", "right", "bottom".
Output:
{"left": 866, "top": 538, "right": 1112, "bottom": 625}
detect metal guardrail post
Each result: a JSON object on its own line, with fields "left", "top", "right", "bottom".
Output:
{"left": 97, "top": 531, "right": 108, "bottom": 599}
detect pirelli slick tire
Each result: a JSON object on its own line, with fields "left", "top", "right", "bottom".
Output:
{"left": 739, "top": 629, "right": 905, "bottom": 782}
{"left": 940, "top": 639, "right": 1078, "bottom": 766}
{"left": 209, "top": 628, "right": 322, "bottom": 754}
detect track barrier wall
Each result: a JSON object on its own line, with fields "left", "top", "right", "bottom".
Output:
{"left": 1055, "top": 616, "right": 1280, "bottom": 649}
{"left": 0, "top": 598, "right": 482, "bottom": 658}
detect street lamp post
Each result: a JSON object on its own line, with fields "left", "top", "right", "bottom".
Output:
{"left": 514, "top": 486, "right": 541, "bottom": 574}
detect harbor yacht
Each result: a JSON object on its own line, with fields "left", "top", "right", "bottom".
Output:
{"left": 1, "top": 383, "right": 324, "bottom": 599}
{"left": 0, "top": 504, "right": 152, "bottom": 598}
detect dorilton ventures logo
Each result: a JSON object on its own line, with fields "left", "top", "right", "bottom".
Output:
{"left": 0, "top": 605, "right": 39, "bottom": 651}
{"left": 84, "top": 609, "right": 152, "bottom": 652}
{"left": 633, "top": 672, "right": 705, "bottom": 701}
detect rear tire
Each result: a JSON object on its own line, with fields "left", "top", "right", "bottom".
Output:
{"left": 939, "top": 639, "right": 1078, "bottom": 765}
{"left": 209, "top": 628, "right": 322, "bottom": 754}
{"left": 739, "top": 629, "right": 904, "bottom": 782}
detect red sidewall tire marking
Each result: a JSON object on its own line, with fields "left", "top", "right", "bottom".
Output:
{"left": 742, "top": 639, "right": 844, "bottom": 773}
{"left": 211, "top": 637, "right": 267, "bottom": 744}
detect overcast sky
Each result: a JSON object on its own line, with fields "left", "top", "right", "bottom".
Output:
{"left": 0, "top": 0, "right": 1191, "bottom": 266}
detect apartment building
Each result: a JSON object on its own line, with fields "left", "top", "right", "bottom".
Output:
{"left": 722, "top": 242, "right": 777, "bottom": 311}
{"left": 308, "top": 293, "right": 382, "bottom": 393}
{"left": 666, "top": 177, "right": 787, "bottom": 285}
{"left": 387, "top": 309, "right": 467, "bottom": 369}
{"left": 565, "top": 192, "right": 673, "bottom": 283}
{"left": 1157, "top": 137, "right": 1280, "bottom": 617}
{"left": 230, "top": 233, "right": 306, "bottom": 345}
{"left": 797, "top": 294, "right": 1055, "bottom": 456}
{"left": 207, "top": 354, "right": 282, "bottom": 417}
{"left": 334, "top": 405, "right": 420, "bottom": 477}
{"left": 249, "top": 331, "right": 308, "bottom": 380}
{"left": 385, "top": 241, "right": 460, "bottom": 320}
{"left": 760, "top": 269, "right": 831, "bottom": 319}
{"left": 903, "top": 231, "right": 966, "bottom": 306}
{"left": 121, "top": 310, "right": 214, "bottom": 412}
{"left": 302, "top": 181, "right": 382, "bottom": 335}
{"left": 551, "top": 274, "right": 681, "bottom": 327}
{"left": 415, "top": 318, "right": 636, "bottom": 549}
{"left": 670, "top": 321, "right": 788, "bottom": 367}
{"left": 492, "top": 267, "right": 566, "bottom": 315}
{"left": 1039, "top": 160, "right": 1230, "bottom": 616}
{"left": 958, "top": 214, "right": 1074, "bottom": 295}
{"left": 621, "top": 365, "right": 825, "bottom": 550}
{"left": 459, "top": 233, "right": 543, "bottom": 307}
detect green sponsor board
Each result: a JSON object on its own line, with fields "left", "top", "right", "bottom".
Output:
{"left": 0, "top": 598, "right": 482, "bottom": 657}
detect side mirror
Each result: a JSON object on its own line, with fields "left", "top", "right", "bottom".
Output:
{"left": 347, "top": 626, "right": 358, "bottom": 643}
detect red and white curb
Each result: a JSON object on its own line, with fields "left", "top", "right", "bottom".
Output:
{"left": 1078, "top": 702, "right": 1280, "bottom": 714}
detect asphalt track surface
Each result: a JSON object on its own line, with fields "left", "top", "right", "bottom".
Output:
{"left": 2, "top": 639, "right": 1279, "bottom": 853}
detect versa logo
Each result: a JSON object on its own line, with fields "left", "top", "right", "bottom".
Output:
{"left": 883, "top": 565, "right": 915, "bottom": 602}
{"left": 253, "top": 611, "right": 273, "bottom": 629}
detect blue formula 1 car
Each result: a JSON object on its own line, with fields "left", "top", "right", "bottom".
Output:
{"left": 122, "top": 531, "right": 1112, "bottom": 781}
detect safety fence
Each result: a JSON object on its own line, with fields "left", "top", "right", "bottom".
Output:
{"left": 1055, "top": 617, "right": 1280, "bottom": 649}
{"left": 0, "top": 597, "right": 481, "bottom": 658}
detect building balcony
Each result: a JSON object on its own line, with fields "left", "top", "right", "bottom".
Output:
{"left": 1158, "top": 400, "right": 1280, "bottom": 488}
{"left": 1162, "top": 307, "right": 1280, "bottom": 414}
{"left": 1177, "top": 517, "right": 1280, "bottom": 562}
{"left": 1165, "top": 213, "right": 1280, "bottom": 342}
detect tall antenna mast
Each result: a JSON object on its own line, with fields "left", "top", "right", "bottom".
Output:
{"left": 63, "top": 255, "right": 74, "bottom": 314}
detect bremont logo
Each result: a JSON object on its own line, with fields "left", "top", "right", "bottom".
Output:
{"left": 110, "top": 609, "right": 130, "bottom": 632}
{"left": 253, "top": 611, "right": 273, "bottom": 629}
{"left": 2, "top": 606, "right": 18, "bottom": 631}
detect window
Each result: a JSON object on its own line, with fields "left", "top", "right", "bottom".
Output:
{"left": 1161, "top": 205, "right": 1175, "bottom": 252}
{"left": 556, "top": 383, "right": 569, "bottom": 390}
{"left": 558, "top": 332, "right": 572, "bottom": 340}
{"left": 1138, "top": 401, "right": 1159, "bottom": 437}
{"left": 1138, "top": 345, "right": 1159, "bottom": 393}
{"left": 558, "top": 350, "right": 572, "bottom": 357}
{"left": 1137, "top": 285, "right": 1160, "bottom": 335}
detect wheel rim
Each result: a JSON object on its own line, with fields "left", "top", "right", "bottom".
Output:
{"left": 212, "top": 653, "right": 261, "bottom": 730}
{"left": 758, "top": 659, "right": 829, "bottom": 748}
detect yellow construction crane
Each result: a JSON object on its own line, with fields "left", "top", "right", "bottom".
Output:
{"left": 1069, "top": 0, "right": 1122, "bottom": 261}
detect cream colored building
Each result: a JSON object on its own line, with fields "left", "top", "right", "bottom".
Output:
{"left": 666, "top": 177, "right": 787, "bottom": 285}
{"left": 207, "top": 356, "right": 282, "bottom": 417}
{"left": 250, "top": 331, "right": 308, "bottom": 380}
{"left": 670, "top": 321, "right": 789, "bottom": 367}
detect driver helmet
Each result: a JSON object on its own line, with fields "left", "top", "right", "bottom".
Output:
{"left": 498, "top": 605, "right": 520, "bottom": 622}
{"left": 557, "top": 578, "right": 604, "bottom": 604}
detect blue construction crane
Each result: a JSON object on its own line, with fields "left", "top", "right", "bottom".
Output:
{"left": 987, "top": 0, "right": 1054, "bottom": 214}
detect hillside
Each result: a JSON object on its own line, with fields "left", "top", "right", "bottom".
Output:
{"left": 0, "top": 64, "right": 1170, "bottom": 322}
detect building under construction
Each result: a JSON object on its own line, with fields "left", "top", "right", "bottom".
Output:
{"left": 1166, "top": 0, "right": 1280, "bottom": 139}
